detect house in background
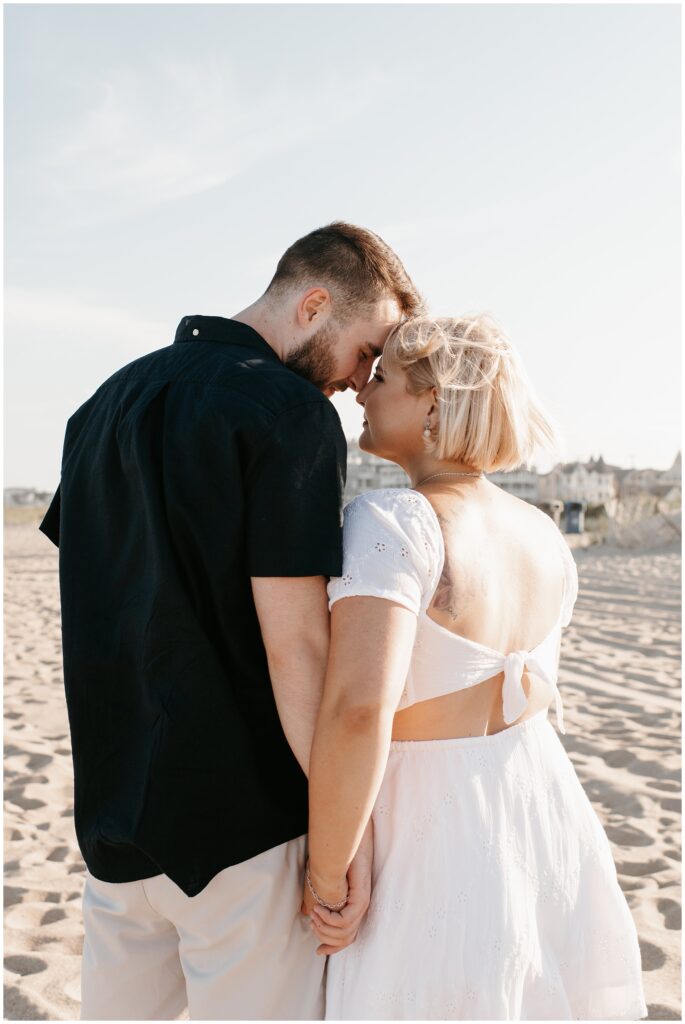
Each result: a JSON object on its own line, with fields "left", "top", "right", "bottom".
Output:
{"left": 486, "top": 468, "right": 539, "bottom": 503}
{"left": 538, "top": 458, "right": 617, "bottom": 508}
{"left": 4, "top": 488, "right": 53, "bottom": 507}
{"left": 345, "top": 445, "right": 409, "bottom": 501}
{"left": 622, "top": 451, "right": 681, "bottom": 498}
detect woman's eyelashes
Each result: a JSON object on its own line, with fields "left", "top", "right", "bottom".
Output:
{"left": 373, "top": 370, "right": 384, "bottom": 383}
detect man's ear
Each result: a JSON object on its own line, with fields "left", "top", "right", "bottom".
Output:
{"left": 297, "top": 287, "right": 331, "bottom": 327}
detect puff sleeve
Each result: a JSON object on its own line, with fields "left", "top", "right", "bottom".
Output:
{"left": 327, "top": 488, "right": 444, "bottom": 616}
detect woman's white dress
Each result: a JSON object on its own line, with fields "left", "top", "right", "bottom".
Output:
{"left": 324, "top": 488, "right": 647, "bottom": 1021}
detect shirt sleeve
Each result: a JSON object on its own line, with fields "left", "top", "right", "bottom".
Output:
{"left": 245, "top": 401, "right": 347, "bottom": 577}
{"left": 327, "top": 489, "right": 443, "bottom": 615}
{"left": 38, "top": 484, "right": 61, "bottom": 548}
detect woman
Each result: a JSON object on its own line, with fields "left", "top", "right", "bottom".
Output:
{"left": 302, "top": 315, "right": 647, "bottom": 1020}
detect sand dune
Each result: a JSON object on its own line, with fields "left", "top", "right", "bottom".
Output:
{"left": 4, "top": 521, "right": 681, "bottom": 1020}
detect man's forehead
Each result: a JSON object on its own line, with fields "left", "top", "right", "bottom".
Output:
{"left": 362, "top": 293, "right": 403, "bottom": 325}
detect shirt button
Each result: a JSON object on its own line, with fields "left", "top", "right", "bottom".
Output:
{"left": 192, "top": 328, "right": 199, "bottom": 336}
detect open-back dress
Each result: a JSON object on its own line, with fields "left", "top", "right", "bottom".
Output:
{"left": 324, "top": 488, "right": 647, "bottom": 1021}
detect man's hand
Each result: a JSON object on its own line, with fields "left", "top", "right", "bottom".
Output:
{"left": 301, "top": 821, "right": 374, "bottom": 956}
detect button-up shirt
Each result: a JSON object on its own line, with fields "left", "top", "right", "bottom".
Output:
{"left": 40, "top": 315, "right": 346, "bottom": 896}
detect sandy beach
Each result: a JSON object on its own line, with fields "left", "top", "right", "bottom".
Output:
{"left": 4, "top": 517, "right": 681, "bottom": 1021}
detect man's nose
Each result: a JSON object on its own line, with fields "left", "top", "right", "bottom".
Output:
{"left": 348, "top": 363, "right": 372, "bottom": 394}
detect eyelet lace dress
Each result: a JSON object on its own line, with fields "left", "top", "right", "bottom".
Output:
{"left": 323, "top": 488, "right": 647, "bottom": 1021}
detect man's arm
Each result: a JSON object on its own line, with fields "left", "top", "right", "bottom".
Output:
{"left": 251, "top": 575, "right": 330, "bottom": 777}
{"left": 252, "top": 573, "right": 375, "bottom": 956}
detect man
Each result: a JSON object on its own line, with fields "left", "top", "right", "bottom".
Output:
{"left": 39, "top": 222, "right": 423, "bottom": 1020}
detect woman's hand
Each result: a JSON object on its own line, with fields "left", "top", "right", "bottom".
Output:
{"left": 302, "top": 821, "right": 374, "bottom": 956}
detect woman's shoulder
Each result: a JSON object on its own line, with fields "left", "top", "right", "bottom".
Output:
{"left": 342, "top": 488, "right": 444, "bottom": 564}
{"left": 344, "top": 488, "right": 441, "bottom": 536}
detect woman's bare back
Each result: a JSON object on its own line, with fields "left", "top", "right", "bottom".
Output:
{"left": 391, "top": 481, "right": 566, "bottom": 741}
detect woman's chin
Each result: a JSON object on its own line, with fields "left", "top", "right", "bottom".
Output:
{"left": 358, "top": 426, "right": 376, "bottom": 455}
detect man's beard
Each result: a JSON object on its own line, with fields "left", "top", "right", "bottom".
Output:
{"left": 283, "top": 321, "right": 338, "bottom": 391}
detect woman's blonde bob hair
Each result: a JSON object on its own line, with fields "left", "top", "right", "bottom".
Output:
{"left": 382, "top": 315, "right": 558, "bottom": 473}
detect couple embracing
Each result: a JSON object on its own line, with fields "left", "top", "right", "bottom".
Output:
{"left": 41, "top": 222, "right": 646, "bottom": 1021}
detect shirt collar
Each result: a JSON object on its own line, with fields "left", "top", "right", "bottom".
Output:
{"left": 173, "top": 315, "right": 279, "bottom": 361}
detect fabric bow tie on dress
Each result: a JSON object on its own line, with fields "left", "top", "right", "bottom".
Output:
{"left": 501, "top": 650, "right": 566, "bottom": 734}
{"left": 502, "top": 651, "right": 529, "bottom": 725}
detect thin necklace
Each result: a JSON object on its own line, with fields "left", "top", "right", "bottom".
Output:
{"left": 415, "top": 470, "right": 484, "bottom": 487}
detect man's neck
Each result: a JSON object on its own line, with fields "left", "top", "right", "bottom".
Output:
{"left": 231, "top": 299, "right": 287, "bottom": 361}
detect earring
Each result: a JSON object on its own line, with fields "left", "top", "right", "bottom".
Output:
{"left": 423, "top": 421, "right": 432, "bottom": 439}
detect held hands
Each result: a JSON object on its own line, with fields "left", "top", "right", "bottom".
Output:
{"left": 301, "top": 820, "right": 374, "bottom": 956}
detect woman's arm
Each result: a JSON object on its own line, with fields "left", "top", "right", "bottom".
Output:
{"left": 306, "top": 594, "right": 418, "bottom": 899}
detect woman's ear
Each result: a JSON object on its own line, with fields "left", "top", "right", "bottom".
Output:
{"left": 427, "top": 386, "right": 440, "bottom": 419}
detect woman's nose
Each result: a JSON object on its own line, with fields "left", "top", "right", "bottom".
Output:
{"left": 356, "top": 383, "right": 369, "bottom": 406}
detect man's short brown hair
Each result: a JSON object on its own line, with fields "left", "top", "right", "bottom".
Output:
{"left": 265, "top": 221, "right": 425, "bottom": 322}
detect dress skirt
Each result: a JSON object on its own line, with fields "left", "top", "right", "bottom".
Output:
{"left": 324, "top": 708, "right": 648, "bottom": 1021}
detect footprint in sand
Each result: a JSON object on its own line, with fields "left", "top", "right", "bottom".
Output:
{"left": 46, "top": 846, "right": 70, "bottom": 862}
{"left": 5, "top": 793, "right": 46, "bottom": 812}
{"left": 638, "top": 939, "right": 667, "bottom": 970}
{"left": 4, "top": 885, "right": 27, "bottom": 907}
{"left": 645, "top": 1003, "right": 681, "bottom": 1021}
{"left": 583, "top": 780, "right": 644, "bottom": 817}
{"left": 616, "top": 857, "right": 671, "bottom": 877}
{"left": 657, "top": 898, "right": 682, "bottom": 930}
{"left": 647, "top": 779, "right": 681, "bottom": 793}
{"left": 4, "top": 954, "right": 48, "bottom": 976}
{"left": 630, "top": 760, "right": 680, "bottom": 781}
{"left": 602, "top": 749, "right": 636, "bottom": 769}
{"left": 40, "top": 907, "right": 68, "bottom": 925}
{"left": 3, "top": 987, "right": 50, "bottom": 1021}
{"left": 605, "top": 823, "right": 655, "bottom": 847}
{"left": 26, "top": 753, "right": 53, "bottom": 771}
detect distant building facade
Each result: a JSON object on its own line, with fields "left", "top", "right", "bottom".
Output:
{"left": 345, "top": 444, "right": 409, "bottom": 502}
{"left": 486, "top": 469, "right": 539, "bottom": 503}
{"left": 4, "top": 487, "right": 54, "bottom": 507}
{"left": 343, "top": 445, "right": 681, "bottom": 511}
{"left": 622, "top": 451, "right": 681, "bottom": 498}
{"left": 538, "top": 457, "right": 617, "bottom": 506}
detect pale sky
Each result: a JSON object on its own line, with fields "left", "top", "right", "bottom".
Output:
{"left": 4, "top": 3, "right": 681, "bottom": 490}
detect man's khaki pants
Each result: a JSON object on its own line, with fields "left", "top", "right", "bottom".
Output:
{"left": 80, "top": 835, "right": 326, "bottom": 1020}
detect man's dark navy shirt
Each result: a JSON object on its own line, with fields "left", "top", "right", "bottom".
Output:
{"left": 39, "top": 315, "right": 347, "bottom": 897}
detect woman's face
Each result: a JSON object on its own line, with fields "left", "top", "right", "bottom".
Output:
{"left": 356, "top": 355, "right": 433, "bottom": 463}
